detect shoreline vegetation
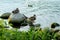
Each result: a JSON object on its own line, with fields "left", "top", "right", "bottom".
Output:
{"left": 0, "top": 19, "right": 60, "bottom": 40}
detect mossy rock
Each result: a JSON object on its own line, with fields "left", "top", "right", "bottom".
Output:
{"left": 0, "top": 12, "right": 11, "bottom": 19}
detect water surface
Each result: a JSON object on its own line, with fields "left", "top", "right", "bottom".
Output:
{"left": 0, "top": 0, "right": 60, "bottom": 29}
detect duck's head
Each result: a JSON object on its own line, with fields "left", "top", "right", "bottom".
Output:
{"left": 51, "top": 23, "right": 60, "bottom": 28}
{"left": 12, "top": 8, "right": 19, "bottom": 14}
{"left": 29, "top": 14, "right": 36, "bottom": 21}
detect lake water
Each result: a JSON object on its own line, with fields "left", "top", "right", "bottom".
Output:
{"left": 0, "top": 0, "right": 60, "bottom": 30}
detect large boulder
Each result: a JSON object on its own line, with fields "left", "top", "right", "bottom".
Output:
{"left": 8, "top": 8, "right": 28, "bottom": 28}
{"left": 8, "top": 13, "right": 28, "bottom": 28}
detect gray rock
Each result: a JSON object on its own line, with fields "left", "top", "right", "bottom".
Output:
{"left": 34, "top": 24, "right": 40, "bottom": 27}
{"left": 9, "top": 13, "right": 27, "bottom": 23}
{"left": 8, "top": 13, "right": 28, "bottom": 28}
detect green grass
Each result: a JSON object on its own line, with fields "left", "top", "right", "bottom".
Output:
{"left": 0, "top": 19, "right": 60, "bottom": 40}
{"left": 0, "top": 27, "right": 60, "bottom": 40}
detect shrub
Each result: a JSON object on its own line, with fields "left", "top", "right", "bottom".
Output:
{"left": 0, "top": 20, "right": 60, "bottom": 40}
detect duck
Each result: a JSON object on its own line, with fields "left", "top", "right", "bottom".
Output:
{"left": 27, "top": 14, "right": 36, "bottom": 27}
{"left": 51, "top": 23, "right": 60, "bottom": 28}
{"left": 51, "top": 23, "right": 60, "bottom": 33}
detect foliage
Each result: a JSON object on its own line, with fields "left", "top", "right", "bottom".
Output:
{"left": 0, "top": 27, "right": 59, "bottom": 40}
{"left": 0, "top": 19, "right": 5, "bottom": 28}
{"left": 0, "top": 19, "right": 60, "bottom": 40}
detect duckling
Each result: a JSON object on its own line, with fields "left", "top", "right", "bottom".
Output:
{"left": 27, "top": 14, "right": 36, "bottom": 26}
{"left": 12, "top": 8, "right": 19, "bottom": 14}
{"left": 29, "top": 14, "right": 36, "bottom": 23}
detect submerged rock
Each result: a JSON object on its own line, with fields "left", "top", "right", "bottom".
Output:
{"left": 0, "top": 13, "right": 11, "bottom": 19}
{"left": 34, "top": 24, "right": 40, "bottom": 27}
